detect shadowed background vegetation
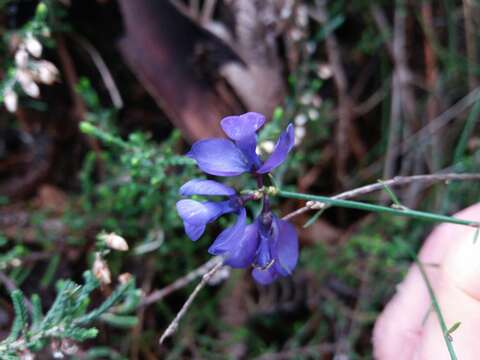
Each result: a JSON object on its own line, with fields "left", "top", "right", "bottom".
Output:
{"left": 0, "top": 0, "right": 479, "bottom": 358}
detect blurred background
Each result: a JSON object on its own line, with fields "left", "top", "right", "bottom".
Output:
{"left": 0, "top": 0, "right": 479, "bottom": 358}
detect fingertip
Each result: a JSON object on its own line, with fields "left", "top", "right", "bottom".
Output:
{"left": 372, "top": 270, "right": 428, "bottom": 359}
{"left": 443, "top": 227, "right": 480, "bottom": 301}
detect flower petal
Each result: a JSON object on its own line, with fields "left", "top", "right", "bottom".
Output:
{"left": 256, "top": 124, "right": 295, "bottom": 174}
{"left": 223, "top": 222, "right": 259, "bottom": 268}
{"left": 187, "top": 139, "right": 251, "bottom": 176}
{"left": 179, "top": 179, "right": 236, "bottom": 196}
{"left": 255, "top": 231, "right": 273, "bottom": 269}
{"left": 220, "top": 112, "right": 265, "bottom": 141}
{"left": 208, "top": 208, "right": 247, "bottom": 259}
{"left": 252, "top": 267, "right": 279, "bottom": 285}
{"left": 176, "top": 199, "right": 231, "bottom": 225}
{"left": 221, "top": 113, "right": 264, "bottom": 168}
{"left": 272, "top": 218, "right": 299, "bottom": 276}
{"left": 226, "top": 224, "right": 258, "bottom": 268}
{"left": 184, "top": 222, "right": 206, "bottom": 241}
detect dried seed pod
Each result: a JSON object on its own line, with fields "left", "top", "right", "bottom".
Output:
{"left": 93, "top": 253, "right": 111, "bottom": 285}
{"left": 118, "top": 272, "right": 132, "bottom": 284}
{"left": 101, "top": 233, "right": 129, "bottom": 251}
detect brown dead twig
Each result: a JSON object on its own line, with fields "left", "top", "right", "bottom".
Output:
{"left": 356, "top": 86, "right": 480, "bottom": 182}
{"left": 71, "top": 35, "right": 123, "bottom": 109}
{"left": 371, "top": 2, "right": 420, "bottom": 187}
{"left": 151, "top": 172, "right": 480, "bottom": 343}
{"left": 421, "top": 2, "right": 442, "bottom": 173}
{"left": 159, "top": 258, "right": 224, "bottom": 344}
{"left": 141, "top": 256, "right": 222, "bottom": 307}
{"left": 56, "top": 36, "right": 101, "bottom": 154}
{"left": 463, "top": 0, "right": 479, "bottom": 90}
{"left": 310, "top": 1, "right": 366, "bottom": 186}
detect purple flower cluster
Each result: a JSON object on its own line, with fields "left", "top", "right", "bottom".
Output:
{"left": 176, "top": 112, "right": 298, "bottom": 285}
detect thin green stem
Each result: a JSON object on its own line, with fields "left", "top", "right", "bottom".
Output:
{"left": 277, "top": 190, "right": 479, "bottom": 227}
{"left": 405, "top": 244, "right": 458, "bottom": 360}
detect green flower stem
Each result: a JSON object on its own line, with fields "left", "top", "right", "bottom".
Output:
{"left": 277, "top": 190, "right": 480, "bottom": 227}
{"left": 414, "top": 256, "right": 458, "bottom": 360}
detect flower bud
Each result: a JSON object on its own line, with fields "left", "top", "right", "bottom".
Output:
{"left": 4, "top": 90, "right": 18, "bottom": 113}
{"left": 294, "top": 113, "right": 308, "bottom": 126}
{"left": 14, "top": 49, "right": 29, "bottom": 68}
{"left": 317, "top": 63, "right": 332, "bottom": 79}
{"left": 16, "top": 68, "right": 33, "bottom": 85}
{"left": 118, "top": 272, "right": 132, "bottom": 284}
{"left": 101, "top": 233, "right": 129, "bottom": 251}
{"left": 21, "top": 80, "right": 40, "bottom": 98}
{"left": 25, "top": 36, "right": 42, "bottom": 57}
{"left": 16, "top": 69, "right": 40, "bottom": 97}
{"left": 294, "top": 126, "right": 306, "bottom": 145}
{"left": 93, "top": 253, "right": 111, "bottom": 285}
{"left": 35, "top": 60, "right": 59, "bottom": 85}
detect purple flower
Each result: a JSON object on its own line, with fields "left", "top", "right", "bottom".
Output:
{"left": 208, "top": 212, "right": 299, "bottom": 284}
{"left": 250, "top": 215, "right": 299, "bottom": 285}
{"left": 176, "top": 179, "right": 242, "bottom": 241}
{"left": 177, "top": 112, "right": 299, "bottom": 286}
{"left": 208, "top": 208, "right": 259, "bottom": 268}
{"left": 187, "top": 112, "right": 295, "bottom": 176}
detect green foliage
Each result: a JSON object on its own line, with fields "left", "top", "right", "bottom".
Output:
{"left": 76, "top": 78, "right": 198, "bottom": 243}
{"left": 0, "top": 272, "right": 137, "bottom": 358}
{"left": 1, "top": 0, "right": 480, "bottom": 358}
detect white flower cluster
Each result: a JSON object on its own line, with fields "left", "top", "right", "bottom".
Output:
{"left": 293, "top": 91, "right": 323, "bottom": 145}
{"left": 4, "top": 34, "right": 59, "bottom": 113}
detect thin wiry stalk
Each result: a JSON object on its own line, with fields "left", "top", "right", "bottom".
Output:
{"left": 278, "top": 190, "right": 479, "bottom": 227}
{"left": 282, "top": 173, "right": 480, "bottom": 221}
{"left": 412, "top": 251, "right": 458, "bottom": 360}
{"left": 159, "top": 259, "right": 225, "bottom": 344}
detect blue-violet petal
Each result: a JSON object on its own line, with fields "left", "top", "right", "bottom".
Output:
{"left": 272, "top": 217, "right": 299, "bottom": 276}
{"left": 256, "top": 124, "right": 295, "bottom": 174}
{"left": 220, "top": 112, "right": 265, "bottom": 141}
{"left": 252, "top": 267, "right": 279, "bottom": 285}
{"left": 208, "top": 208, "right": 247, "bottom": 256}
{"left": 180, "top": 179, "right": 236, "bottom": 196}
{"left": 176, "top": 199, "right": 232, "bottom": 225}
{"left": 184, "top": 222, "right": 206, "bottom": 241}
{"left": 187, "top": 138, "right": 251, "bottom": 176}
{"left": 221, "top": 113, "right": 265, "bottom": 168}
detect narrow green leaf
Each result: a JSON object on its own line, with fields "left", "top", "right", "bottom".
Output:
{"left": 7, "top": 290, "right": 27, "bottom": 341}
{"left": 30, "top": 294, "right": 43, "bottom": 331}
{"left": 446, "top": 321, "right": 461, "bottom": 335}
{"left": 378, "top": 180, "right": 403, "bottom": 207}
{"left": 75, "top": 281, "right": 132, "bottom": 325}
{"left": 303, "top": 207, "right": 327, "bottom": 228}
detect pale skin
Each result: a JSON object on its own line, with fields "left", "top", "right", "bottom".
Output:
{"left": 373, "top": 204, "right": 480, "bottom": 359}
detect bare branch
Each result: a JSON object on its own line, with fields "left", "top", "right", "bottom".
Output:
{"left": 141, "top": 256, "right": 222, "bottom": 307}
{"left": 159, "top": 258, "right": 225, "bottom": 344}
